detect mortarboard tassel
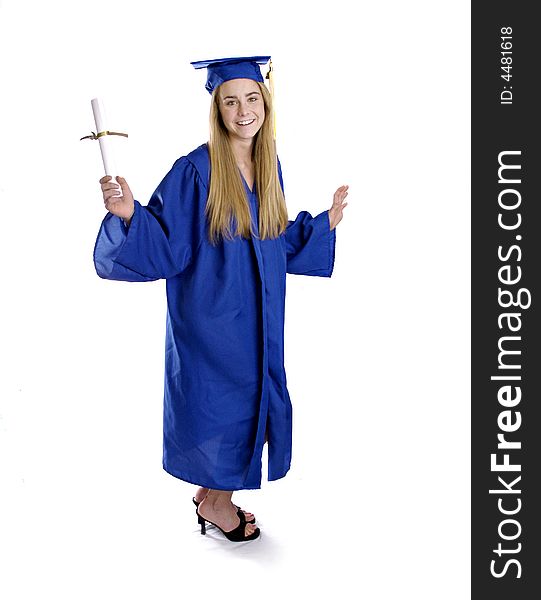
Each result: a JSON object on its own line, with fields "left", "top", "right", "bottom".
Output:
{"left": 265, "top": 60, "right": 276, "bottom": 140}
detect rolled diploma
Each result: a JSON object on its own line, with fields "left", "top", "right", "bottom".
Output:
{"left": 91, "top": 97, "right": 121, "bottom": 196}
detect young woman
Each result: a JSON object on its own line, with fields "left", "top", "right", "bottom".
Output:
{"left": 95, "top": 56, "right": 348, "bottom": 542}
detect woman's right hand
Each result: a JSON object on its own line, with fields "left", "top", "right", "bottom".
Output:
{"left": 100, "top": 175, "right": 135, "bottom": 224}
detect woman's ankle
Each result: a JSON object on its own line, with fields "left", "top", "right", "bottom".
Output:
{"left": 203, "top": 489, "right": 234, "bottom": 509}
{"left": 194, "top": 486, "right": 209, "bottom": 503}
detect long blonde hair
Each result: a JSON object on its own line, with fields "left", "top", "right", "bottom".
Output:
{"left": 206, "top": 81, "right": 289, "bottom": 245}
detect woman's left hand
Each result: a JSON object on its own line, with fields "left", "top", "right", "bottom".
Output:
{"left": 328, "top": 185, "right": 349, "bottom": 230}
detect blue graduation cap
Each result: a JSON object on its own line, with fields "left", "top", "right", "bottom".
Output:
{"left": 191, "top": 56, "right": 271, "bottom": 94}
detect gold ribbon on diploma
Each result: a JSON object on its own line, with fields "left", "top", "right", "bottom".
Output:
{"left": 80, "top": 130, "right": 129, "bottom": 141}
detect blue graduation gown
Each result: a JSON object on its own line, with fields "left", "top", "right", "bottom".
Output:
{"left": 94, "top": 144, "right": 336, "bottom": 490}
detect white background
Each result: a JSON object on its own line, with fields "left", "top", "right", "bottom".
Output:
{"left": 0, "top": 1, "right": 470, "bottom": 598}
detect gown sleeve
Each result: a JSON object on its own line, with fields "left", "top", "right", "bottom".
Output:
{"left": 93, "top": 157, "right": 206, "bottom": 282}
{"left": 277, "top": 159, "right": 337, "bottom": 277}
{"left": 285, "top": 210, "right": 336, "bottom": 277}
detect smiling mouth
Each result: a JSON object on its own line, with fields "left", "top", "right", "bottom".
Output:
{"left": 237, "top": 119, "right": 255, "bottom": 126}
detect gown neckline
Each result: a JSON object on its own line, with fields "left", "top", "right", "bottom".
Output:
{"left": 239, "top": 171, "right": 255, "bottom": 194}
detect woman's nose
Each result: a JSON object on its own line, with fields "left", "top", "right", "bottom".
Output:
{"left": 237, "top": 102, "right": 250, "bottom": 115}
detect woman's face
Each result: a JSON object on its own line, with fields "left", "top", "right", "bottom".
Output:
{"left": 217, "top": 78, "right": 265, "bottom": 142}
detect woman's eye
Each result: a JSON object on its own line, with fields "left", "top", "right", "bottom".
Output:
{"left": 248, "top": 97, "right": 258, "bottom": 102}
{"left": 226, "top": 100, "right": 236, "bottom": 106}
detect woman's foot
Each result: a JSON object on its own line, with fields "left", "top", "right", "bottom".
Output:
{"left": 194, "top": 486, "right": 255, "bottom": 522}
{"left": 198, "top": 492, "right": 258, "bottom": 538}
{"left": 193, "top": 486, "right": 208, "bottom": 504}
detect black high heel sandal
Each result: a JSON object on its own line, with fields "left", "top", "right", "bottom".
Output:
{"left": 192, "top": 497, "right": 256, "bottom": 524}
{"left": 196, "top": 508, "right": 260, "bottom": 542}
